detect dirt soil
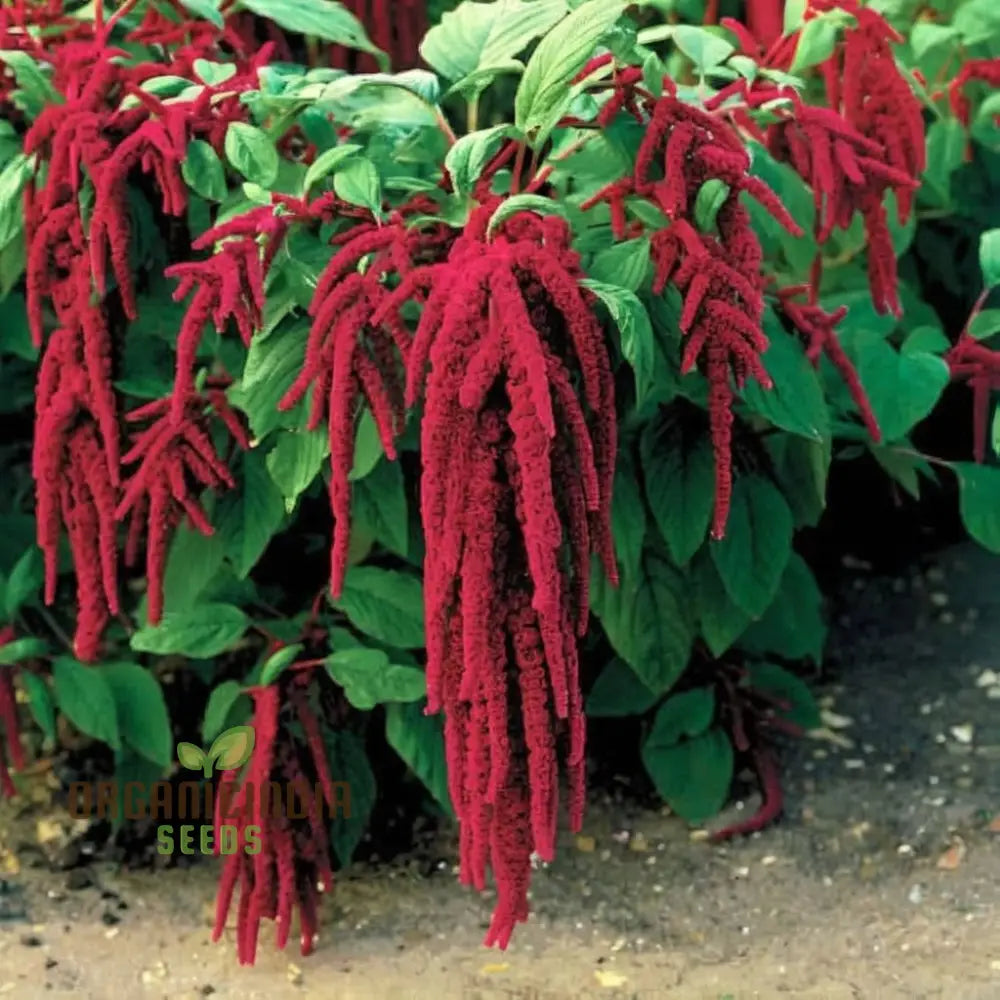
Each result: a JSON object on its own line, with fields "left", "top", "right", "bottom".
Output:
{"left": 2, "top": 542, "right": 1000, "bottom": 1000}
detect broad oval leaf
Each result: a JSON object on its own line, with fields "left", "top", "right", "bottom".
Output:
{"left": 331, "top": 567, "right": 425, "bottom": 648}
{"left": 52, "top": 657, "right": 121, "bottom": 750}
{"left": 130, "top": 603, "right": 250, "bottom": 658}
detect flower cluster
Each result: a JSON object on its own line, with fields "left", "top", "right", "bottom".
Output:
{"left": 946, "top": 332, "right": 1000, "bottom": 463}
{"left": 212, "top": 669, "right": 341, "bottom": 965}
{"left": 584, "top": 92, "right": 800, "bottom": 536}
{"left": 374, "top": 203, "right": 616, "bottom": 946}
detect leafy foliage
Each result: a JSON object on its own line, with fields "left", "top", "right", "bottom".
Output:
{"left": 0, "top": 0, "right": 998, "bottom": 966}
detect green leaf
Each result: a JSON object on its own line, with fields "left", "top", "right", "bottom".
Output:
{"left": 445, "top": 125, "right": 516, "bottom": 198}
{"left": 325, "top": 730, "right": 376, "bottom": 865}
{"left": 673, "top": 26, "right": 734, "bottom": 74}
{"left": 203, "top": 680, "right": 247, "bottom": 742}
{"left": 515, "top": 0, "right": 627, "bottom": 142}
{"left": 52, "top": 657, "right": 121, "bottom": 750}
{"left": 743, "top": 316, "right": 829, "bottom": 441}
{"left": 160, "top": 525, "right": 227, "bottom": 615}
{"left": 216, "top": 449, "right": 286, "bottom": 578}
{"left": 325, "top": 647, "right": 426, "bottom": 710}
{"left": 691, "top": 550, "right": 751, "bottom": 657}
{"left": 585, "top": 658, "right": 659, "bottom": 717}
{"left": 0, "top": 154, "right": 33, "bottom": 251}
{"left": 385, "top": 701, "right": 453, "bottom": 815}
{"left": 232, "top": 318, "right": 310, "bottom": 438}
{"left": 267, "top": 429, "right": 329, "bottom": 512}
{"left": 980, "top": 229, "right": 1000, "bottom": 287}
{"left": 238, "top": 0, "right": 383, "bottom": 61}
{"left": 955, "top": 463, "right": 1000, "bottom": 553}
{"left": 968, "top": 309, "right": 1000, "bottom": 341}
{"left": 641, "top": 416, "right": 715, "bottom": 567}
{"left": 353, "top": 458, "right": 409, "bottom": 558}
{"left": 224, "top": 123, "right": 279, "bottom": 187}
{"left": 302, "top": 143, "right": 362, "bottom": 195}
{"left": 0, "top": 52, "right": 59, "bottom": 117}
{"left": 765, "top": 433, "right": 828, "bottom": 528}
{"left": 588, "top": 237, "right": 650, "bottom": 293}
{"left": 20, "top": 671, "right": 55, "bottom": 747}
{"left": 789, "top": 15, "right": 839, "bottom": 74}
{"left": 852, "top": 333, "right": 949, "bottom": 442}
{"left": 4, "top": 547, "right": 42, "bottom": 619}
{"left": 177, "top": 742, "right": 207, "bottom": 771}
{"left": 645, "top": 687, "right": 715, "bottom": 745}
{"left": 333, "top": 156, "right": 381, "bottom": 213}
{"left": 208, "top": 725, "right": 256, "bottom": 771}
{"left": 0, "top": 637, "right": 48, "bottom": 665}
{"left": 349, "top": 409, "right": 385, "bottom": 481}
{"left": 740, "top": 553, "right": 825, "bottom": 663}
{"left": 745, "top": 662, "right": 822, "bottom": 731}
{"left": 487, "top": 194, "right": 567, "bottom": 235}
{"left": 130, "top": 603, "right": 250, "bottom": 658}
{"left": 332, "top": 567, "right": 425, "bottom": 648}
{"left": 178, "top": 0, "right": 223, "bottom": 28}
{"left": 610, "top": 450, "right": 645, "bottom": 580}
{"left": 590, "top": 550, "right": 694, "bottom": 695}
{"left": 421, "top": 0, "right": 567, "bottom": 84}
{"left": 260, "top": 643, "right": 304, "bottom": 686}
{"left": 693, "top": 178, "right": 729, "bottom": 231}
{"left": 101, "top": 662, "right": 173, "bottom": 768}
{"left": 192, "top": 59, "right": 237, "bottom": 86}
{"left": 182, "top": 139, "right": 227, "bottom": 202}
{"left": 710, "top": 475, "right": 793, "bottom": 618}
{"left": 642, "top": 724, "right": 733, "bottom": 822}
{"left": 581, "top": 279, "right": 655, "bottom": 403}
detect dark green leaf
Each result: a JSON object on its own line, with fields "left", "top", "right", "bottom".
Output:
{"left": 332, "top": 567, "right": 425, "bottom": 648}
{"left": 710, "top": 475, "right": 793, "bottom": 618}
{"left": 980, "top": 229, "right": 1000, "bottom": 287}
{"left": 20, "top": 671, "right": 55, "bottom": 746}
{"left": 260, "top": 643, "right": 304, "bottom": 686}
{"left": 740, "top": 553, "right": 825, "bottom": 662}
{"left": 590, "top": 551, "right": 694, "bottom": 695}
{"left": 582, "top": 279, "right": 656, "bottom": 403}
{"left": 52, "top": 657, "right": 121, "bottom": 750}
{"left": 303, "top": 144, "right": 362, "bottom": 195}
{"left": 588, "top": 237, "right": 650, "bottom": 293}
{"left": 353, "top": 458, "right": 409, "bottom": 558}
{"left": 487, "top": 194, "right": 567, "bottom": 235}
{"left": 203, "top": 680, "right": 247, "bottom": 742}
{"left": 610, "top": 450, "right": 645, "bottom": 580}
{"left": 239, "top": 0, "right": 383, "bottom": 60}
{"left": 691, "top": 550, "right": 751, "bottom": 657}
{"left": 0, "top": 637, "right": 48, "bottom": 666}
{"left": 224, "top": 123, "right": 279, "bottom": 187}
{"left": 644, "top": 687, "right": 715, "bottom": 746}
{"left": 216, "top": 449, "right": 286, "bottom": 578}
{"left": 745, "top": 661, "right": 822, "bottom": 731}
{"left": 325, "top": 730, "right": 376, "bottom": 865}
{"left": 325, "top": 647, "right": 426, "bottom": 710}
{"left": 642, "top": 725, "right": 733, "bottom": 822}
{"left": 266, "top": 429, "right": 329, "bottom": 512}
{"left": 641, "top": 416, "right": 715, "bottom": 566}
{"left": 585, "top": 658, "right": 660, "bottom": 717}
{"left": 955, "top": 463, "right": 1000, "bottom": 553}
{"left": 130, "top": 604, "right": 250, "bottom": 658}
{"left": 182, "top": 139, "right": 227, "bottom": 202}
{"left": 101, "top": 662, "right": 173, "bottom": 768}
{"left": 385, "top": 701, "right": 454, "bottom": 815}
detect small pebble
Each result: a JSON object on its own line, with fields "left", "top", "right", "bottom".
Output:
{"left": 929, "top": 592, "right": 949, "bottom": 607}
{"left": 950, "top": 724, "right": 974, "bottom": 745}
{"left": 575, "top": 835, "right": 596, "bottom": 853}
{"left": 897, "top": 844, "right": 915, "bottom": 857}
{"left": 287, "top": 963, "right": 303, "bottom": 986}
{"left": 628, "top": 832, "right": 649, "bottom": 853}
{"left": 908, "top": 884, "right": 923, "bottom": 904}
{"left": 975, "top": 669, "right": 999, "bottom": 688}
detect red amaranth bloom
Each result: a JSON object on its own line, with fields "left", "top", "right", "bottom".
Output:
{"left": 280, "top": 201, "right": 454, "bottom": 598}
{"left": 949, "top": 58, "right": 1000, "bottom": 129}
{"left": 584, "top": 93, "right": 799, "bottom": 535}
{"left": 384, "top": 204, "right": 616, "bottom": 948}
{"left": 946, "top": 332, "right": 1000, "bottom": 463}
{"left": 0, "top": 626, "right": 22, "bottom": 799}
{"left": 116, "top": 391, "right": 249, "bottom": 624}
{"left": 212, "top": 671, "right": 339, "bottom": 965}
{"left": 776, "top": 285, "right": 880, "bottom": 441}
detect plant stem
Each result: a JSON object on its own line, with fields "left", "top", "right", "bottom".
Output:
{"left": 467, "top": 97, "right": 479, "bottom": 133}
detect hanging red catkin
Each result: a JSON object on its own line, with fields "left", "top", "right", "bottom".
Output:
{"left": 212, "top": 671, "right": 338, "bottom": 965}
{"left": 945, "top": 332, "right": 1000, "bottom": 464}
{"left": 116, "top": 390, "right": 250, "bottom": 625}
{"left": 381, "top": 203, "right": 615, "bottom": 948}
{"left": 949, "top": 58, "right": 1000, "bottom": 129}
{"left": 0, "top": 626, "right": 22, "bottom": 799}
{"left": 583, "top": 91, "right": 800, "bottom": 536}
{"left": 776, "top": 285, "right": 880, "bottom": 441}
{"left": 280, "top": 198, "right": 454, "bottom": 598}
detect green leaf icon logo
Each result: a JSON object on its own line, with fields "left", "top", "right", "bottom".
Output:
{"left": 207, "top": 725, "right": 255, "bottom": 773}
{"left": 177, "top": 741, "right": 208, "bottom": 773}
{"left": 176, "top": 726, "right": 254, "bottom": 778}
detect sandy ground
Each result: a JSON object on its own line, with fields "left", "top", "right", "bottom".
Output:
{"left": 2, "top": 542, "right": 1000, "bottom": 999}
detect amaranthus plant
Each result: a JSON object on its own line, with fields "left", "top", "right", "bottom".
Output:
{"left": 0, "top": 0, "right": 998, "bottom": 965}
